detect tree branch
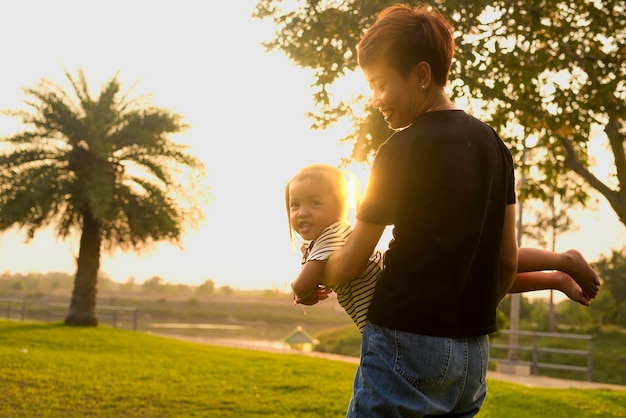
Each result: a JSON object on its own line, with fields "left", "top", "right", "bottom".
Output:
{"left": 558, "top": 133, "right": 619, "bottom": 209}
{"left": 605, "top": 115, "right": 626, "bottom": 189}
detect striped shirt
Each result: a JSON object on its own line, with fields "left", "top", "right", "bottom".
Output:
{"left": 302, "top": 220, "right": 384, "bottom": 334}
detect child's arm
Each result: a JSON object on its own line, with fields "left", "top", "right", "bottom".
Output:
{"left": 292, "top": 224, "right": 352, "bottom": 305}
{"left": 291, "top": 260, "right": 327, "bottom": 305}
{"left": 517, "top": 248, "right": 600, "bottom": 299}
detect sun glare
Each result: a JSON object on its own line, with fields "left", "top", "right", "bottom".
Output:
{"left": 344, "top": 169, "right": 361, "bottom": 224}
{"left": 0, "top": 1, "right": 622, "bottom": 292}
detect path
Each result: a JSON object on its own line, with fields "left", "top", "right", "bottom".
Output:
{"left": 151, "top": 332, "right": 626, "bottom": 391}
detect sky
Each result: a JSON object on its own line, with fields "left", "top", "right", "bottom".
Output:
{"left": 0, "top": 1, "right": 624, "bottom": 294}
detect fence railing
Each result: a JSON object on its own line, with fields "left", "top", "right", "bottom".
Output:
{"left": 0, "top": 298, "right": 138, "bottom": 331}
{"left": 490, "top": 329, "right": 593, "bottom": 381}
{"left": 0, "top": 297, "right": 27, "bottom": 320}
{"left": 47, "top": 303, "right": 138, "bottom": 331}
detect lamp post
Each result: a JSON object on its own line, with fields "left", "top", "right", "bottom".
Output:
{"left": 508, "top": 145, "right": 526, "bottom": 361}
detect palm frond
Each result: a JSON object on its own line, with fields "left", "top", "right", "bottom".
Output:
{"left": 101, "top": 179, "right": 182, "bottom": 251}
{"left": 1, "top": 67, "right": 207, "bottom": 252}
{"left": 22, "top": 84, "right": 87, "bottom": 145}
{"left": 0, "top": 162, "right": 69, "bottom": 238}
{"left": 64, "top": 68, "right": 91, "bottom": 107}
{"left": 109, "top": 109, "right": 187, "bottom": 148}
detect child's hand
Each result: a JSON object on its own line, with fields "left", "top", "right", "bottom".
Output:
{"left": 293, "top": 285, "right": 332, "bottom": 306}
{"left": 316, "top": 285, "right": 333, "bottom": 301}
{"left": 294, "top": 291, "right": 319, "bottom": 306}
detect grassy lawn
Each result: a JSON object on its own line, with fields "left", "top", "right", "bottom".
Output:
{"left": 1, "top": 320, "right": 625, "bottom": 418}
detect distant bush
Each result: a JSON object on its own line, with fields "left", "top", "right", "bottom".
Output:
{"left": 314, "top": 325, "right": 361, "bottom": 357}
{"left": 195, "top": 279, "right": 215, "bottom": 295}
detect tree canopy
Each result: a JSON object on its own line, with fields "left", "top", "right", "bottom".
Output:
{"left": 254, "top": 0, "right": 626, "bottom": 227}
{"left": 593, "top": 248, "right": 626, "bottom": 325}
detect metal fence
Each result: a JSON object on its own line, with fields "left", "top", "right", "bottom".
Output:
{"left": 0, "top": 297, "right": 27, "bottom": 320}
{"left": 46, "top": 303, "right": 138, "bottom": 331}
{"left": 0, "top": 297, "right": 137, "bottom": 331}
{"left": 490, "top": 329, "right": 593, "bottom": 381}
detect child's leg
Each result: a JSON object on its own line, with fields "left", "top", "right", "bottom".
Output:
{"left": 511, "top": 271, "right": 590, "bottom": 306}
{"left": 517, "top": 248, "right": 600, "bottom": 299}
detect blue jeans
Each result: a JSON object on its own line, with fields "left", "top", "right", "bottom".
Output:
{"left": 346, "top": 323, "right": 489, "bottom": 418}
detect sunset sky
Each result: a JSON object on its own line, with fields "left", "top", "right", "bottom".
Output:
{"left": 0, "top": 0, "right": 623, "bottom": 294}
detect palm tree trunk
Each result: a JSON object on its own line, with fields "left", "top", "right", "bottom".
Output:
{"left": 65, "top": 212, "right": 102, "bottom": 326}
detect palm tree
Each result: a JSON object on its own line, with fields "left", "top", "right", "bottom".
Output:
{"left": 0, "top": 68, "right": 206, "bottom": 326}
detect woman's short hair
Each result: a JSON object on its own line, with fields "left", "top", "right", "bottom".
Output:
{"left": 357, "top": 4, "right": 455, "bottom": 86}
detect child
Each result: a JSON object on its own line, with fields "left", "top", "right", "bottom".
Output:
{"left": 287, "top": 164, "right": 599, "bottom": 334}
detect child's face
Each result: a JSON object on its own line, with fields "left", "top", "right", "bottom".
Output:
{"left": 288, "top": 178, "right": 343, "bottom": 241}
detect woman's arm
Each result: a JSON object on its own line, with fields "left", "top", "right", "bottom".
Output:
{"left": 322, "top": 220, "right": 386, "bottom": 287}
{"left": 498, "top": 204, "right": 519, "bottom": 303}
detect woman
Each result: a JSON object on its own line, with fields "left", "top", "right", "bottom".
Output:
{"left": 321, "top": 4, "right": 599, "bottom": 417}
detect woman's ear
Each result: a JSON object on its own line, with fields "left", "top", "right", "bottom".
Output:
{"left": 413, "top": 61, "right": 432, "bottom": 89}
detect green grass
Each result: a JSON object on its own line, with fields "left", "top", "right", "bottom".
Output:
{"left": 12, "top": 291, "right": 626, "bottom": 386}
{"left": 1, "top": 321, "right": 625, "bottom": 418}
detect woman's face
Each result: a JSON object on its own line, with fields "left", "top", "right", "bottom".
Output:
{"left": 363, "top": 62, "right": 424, "bottom": 130}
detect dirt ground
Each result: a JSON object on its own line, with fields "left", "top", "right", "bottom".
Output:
{"left": 484, "top": 370, "right": 626, "bottom": 390}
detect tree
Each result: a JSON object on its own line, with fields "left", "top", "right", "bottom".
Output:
{"left": 219, "top": 285, "right": 234, "bottom": 296}
{"left": 195, "top": 278, "right": 215, "bottom": 295}
{"left": 593, "top": 248, "right": 626, "bottom": 326}
{"left": 142, "top": 276, "right": 167, "bottom": 293}
{"left": 587, "top": 287, "right": 618, "bottom": 327}
{"left": 522, "top": 168, "right": 587, "bottom": 331}
{"left": 254, "top": 0, "right": 626, "bottom": 227}
{"left": 556, "top": 298, "right": 594, "bottom": 331}
{"left": 497, "top": 292, "right": 534, "bottom": 322}
{"left": 0, "top": 69, "right": 206, "bottom": 326}
{"left": 534, "top": 196, "right": 573, "bottom": 332}
{"left": 120, "top": 276, "right": 137, "bottom": 293}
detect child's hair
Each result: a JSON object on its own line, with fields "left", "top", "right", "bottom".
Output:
{"left": 357, "top": 4, "right": 454, "bottom": 86}
{"left": 285, "top": 164, "right": 355, "bottom": 246}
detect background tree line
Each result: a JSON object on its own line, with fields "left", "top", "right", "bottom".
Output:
{"left": 0, "top": 272, "right": 233, "bottom": 298}
{"left": 1, "top": 245, "right": 625, "bottom": 330}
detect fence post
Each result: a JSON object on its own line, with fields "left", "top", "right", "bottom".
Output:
{"left": 531, "top": 334, "right": 538, "bottom": 375}
{"left": 132, "top": 309, "right": 137, "bottom": 331}
{"left": 587, "top": 338, "right": 593, "bottom": 381}
{"left": 20, "top": 299, "right": 26, "bottom": 320}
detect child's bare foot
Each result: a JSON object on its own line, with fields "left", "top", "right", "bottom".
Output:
{"left": 562, "top": 249, "right": 600, "bottom": 299}
{"left": 558, "top": 271, "right": 591, "bottom": 306}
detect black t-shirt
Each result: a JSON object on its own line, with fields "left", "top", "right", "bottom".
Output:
{"left": 358, "top": 110, "right": 516, "bottom": 337}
